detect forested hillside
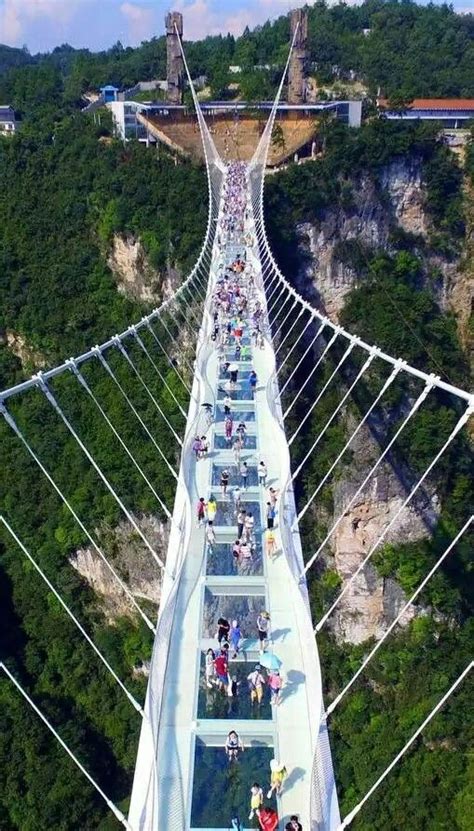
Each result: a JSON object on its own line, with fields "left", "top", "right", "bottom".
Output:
{"left": 1, "top": 1, "right": 473, "bottom": 108}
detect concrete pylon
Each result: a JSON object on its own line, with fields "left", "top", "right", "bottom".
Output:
{"left": 165, "top": 11, "right": 184, "bottom": 104}
{"left": 288, "top": 8, "right": 308, "bottom": 105}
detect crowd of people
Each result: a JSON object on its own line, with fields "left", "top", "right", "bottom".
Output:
{"left": 194, "top": 162, "right": 302, "bottom": 830}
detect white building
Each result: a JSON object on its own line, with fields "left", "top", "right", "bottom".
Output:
{"left": 0, "top": 106, "right": 16, "bottom": 135}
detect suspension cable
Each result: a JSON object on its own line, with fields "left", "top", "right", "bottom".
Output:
{"left": 95, "top": 350, "right": 178, "bottom": 481}
{"left": 316, "top": 404, "right": 473, "bottom": 625}
{"left": 113, "top": 338, "right": 183, "bottom": 447}
{"left": 36, "top": 374, "right": 168, "bottom": 575}
{"left": 292, "top": 350, "right": 376, "bottom": 482}
{"left": 289, "top": 340, "right": 356, "bottom": 445}
{"left": 284, "top": 329, "right": 339, "bottom": 421}
{"left": 145, "top": 319, "right": 191, "bottom": 395}
{"left": 0, "top": 401, "right": 155, "bottom": 632}
{"left": 131, "top": 329, "right": 187, "bottom": 418}
{"left": 0, "top": 663, "right": 134, "bottom": 830}
{"left": 1, "top": 516, "right": 144, "bottom": 715}
{"left": 337, "top": 662, "right": 473, "bottom": 830}
{"left": 279, "top": 323, "right": 326, "bottom": 390}
{"left": 303, "top": 379, "right": 434, "bottom": 576}
{"left": 324, "top": 515, "right": 473, "bottom": 714}
{"left": 67, "top": 359, "right": 171, "bottom": 518}
{"left": 297, "top": 362, "right": 404, "bottom": 524}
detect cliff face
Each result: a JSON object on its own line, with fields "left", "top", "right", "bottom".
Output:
{"left": 70, "top": 514, "right": 168, "bottom": 623}
{"left": 298, "top": 158, "right": 470, "bottom": 342}
{"left": 107, "top": 233, "right": 181, "bottom": 305}
{"left": 296, "top": 157, "right": 460, "bottom": 644}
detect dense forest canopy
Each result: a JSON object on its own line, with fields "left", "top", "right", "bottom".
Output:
{"left": 1, "top": 1, "right": 474, "bottom": 107}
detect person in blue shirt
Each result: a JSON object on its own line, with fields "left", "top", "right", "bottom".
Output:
{"left": 249, "top": 370, "right": 257, "bottom": 396}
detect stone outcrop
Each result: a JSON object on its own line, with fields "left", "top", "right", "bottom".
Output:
{"left": 70, "top": 514, "right": 168, "bottom": 623}
{"left": 297, "top": 157, "right": 470, "bottom": 342}
{"left": 107, "top": 234, "right": 162, "bottom": 303}
{"left": 0, "top": 329, "right": 46, "bottom": 370}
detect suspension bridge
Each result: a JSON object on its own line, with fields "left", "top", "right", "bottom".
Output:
{"left": 1, "top": 29, "right": 472, "bottom": 831}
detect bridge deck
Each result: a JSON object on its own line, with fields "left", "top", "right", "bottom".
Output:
{"left": 129, "top": 177, "right": 339, "bottom": 831}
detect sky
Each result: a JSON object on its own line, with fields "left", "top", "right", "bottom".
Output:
{"left": 0, "top": 0, "right": 472, "bottom": 54}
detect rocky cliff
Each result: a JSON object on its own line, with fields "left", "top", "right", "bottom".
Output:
{"left": 297, "top": 158, "right": 471, "bottom": 347}
{"left": 108, "top": 233, "right": 181, "bottom": 304}
{"left": 70, "top": 514, "right": 168, "bottom": 623}
{"left": 296, "top": 156, "right": 462, "bottom": 644}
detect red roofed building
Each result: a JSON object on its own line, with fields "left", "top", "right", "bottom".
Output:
{"left": 378, "top": 97, "right": 474, "bottom": 128}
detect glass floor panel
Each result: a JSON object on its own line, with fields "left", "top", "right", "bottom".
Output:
{"left": 191, "top": 742, "right": 273, "bottom": 828}
{"left": 217, "top": 386, "right": 253, "bottom": 401}
{"left": 212, "top": 499, "right": 261, "bottom": 528}
{"left": 202, "top": 590, "right": 266, "bottom": 640}
{"left": 197, "top": 655, "right": 272, "bottom": 720}
{"left": 206, "top": 541, "right": 263, "bottom": 577}
{"left": 218, "top": 368, "right": 252, "bottom": 381}
{"left": 211, "top": 465, "right": 259, "bottom": 490}
{"left": 216, "top": 408, "right": 255, "bottom": 422}
{"left": 214, "top": 434, "right": 257, "bottom": 450}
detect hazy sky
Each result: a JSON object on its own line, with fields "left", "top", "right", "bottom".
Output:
{"left": 0, "top": 0, "right": 472, "bottom": 53}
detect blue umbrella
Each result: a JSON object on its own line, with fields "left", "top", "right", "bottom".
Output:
{"left": 258, "top": 652, "right": 282, "bottom": 671}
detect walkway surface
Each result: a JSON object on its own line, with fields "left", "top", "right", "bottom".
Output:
{"left": 129, "top": 166, "right": 339, "bottom": 831}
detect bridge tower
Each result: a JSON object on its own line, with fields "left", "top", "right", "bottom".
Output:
{"left": 288, "top": 8, "right": 308, "bottom": 104}
{"left": 165, "top": 11, "right": 184, "bottom": 104}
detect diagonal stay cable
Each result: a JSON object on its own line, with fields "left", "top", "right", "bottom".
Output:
{"left": 289, "top": 340, "right": 356, "bottom": 445}
{"left": 0, "top": 401, "right": 155, "bottom": 632}
{"left": 94, "top": 349, "right": 178, "bottom": 481}
{"left": 337, "top": 661, "right": 473, "bottom": 829}
{"left": 315, "top": 402, "right": 473, "bottom": 623}
{"left": 145, "top": 319, "right": 191, "bottom": 395}
{"left": 67, "top": 359, "right": 172, "bottom": 518}
{"left": 36, "top": 373, "right": 169, "bottom": 575}
{"left": 130, "top": 329, "right": 187, "bottom": 418}
{"left": 303, "top": 379, "right": 435, "bottom": 576}
{"left": 291, "top": 349, "right": 376, "bottom": 482}
{"left": 1, "top": 663, "right": 134, "bottom": 830}
{"left": 297, "top": 361, "right": 404, "bottom": 524}
{"left": 284, "top": 328, "right": 339, "bottom": 421}
{"left": 1, "top": 516, "right": 144, "bottom": 714}
{"left": 324, "top": 515, "right": 473, "bottom": 716}
{"left": 279, "top": 322, "right": 326, "bottom": 389}
{"left": 113, "top": 337, "right": 183, "bottom": 447}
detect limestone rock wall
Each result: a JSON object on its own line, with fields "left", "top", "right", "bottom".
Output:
{"left": 70, "top": 514, "right": 168, "bottom": 623}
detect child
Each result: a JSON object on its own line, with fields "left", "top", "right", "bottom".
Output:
{"left": 265, "top": 528, "right": 277, "bottom": 560}
{"left": 267, "top": 759, "right": 287, "bottom": 798}
{"left": 248, "top": 783, "right": 263, "bottom": 820}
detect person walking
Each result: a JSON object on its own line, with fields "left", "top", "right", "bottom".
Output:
{"left": 225, "top": 416, "right": 233, "bottom": 445}
{"left": 225, "top": 730, "right": 244, "bottom": 762}
{"left": 197, "top": 497, "right": 207, "bottom": 526}
{"left": 244, "top": 511, "right": 254, "bottom": 541}
{"left": 268, "top": 670, "right": 283, "bottom": 706}
{"left": 268, "top": 486, "right": 279, "bottom": 508}
{"left": 247, "top": 665, "right": 266, "bottom": 705}
{"left": 248, "top": 783, "right": 263, "bottom": 821}
{"left": 217, "top": 616, "right": 231, "bottom": 645}
{"left": 256, "top": 611, "right": 271, "bottom": 653}
{"left": 249, "top": 369, "right": 257, "bottom": 397}
{"left": 223, "top": 395, "right": 232, "bottom": 416}
{"left": 229, "top": 620, "right": 242, "bottom": 659}
{"left": 207, "top": 494, "right": 217, "bottom": 524}
{"left": 266, "top": 502, "right": 276, "bottom": 529}
{"left": 285, "top": 816, "right": 303, "bottom": 831}
{"left": 214, "top": 650, "right": 229, "bottom": 692}
{"left": 236, "top": 421, "right": 247, "bottom": 446}
{"left": 229, "top": 362, "right": 239, "bottom": 387}
{"left": 233, "top": 437, "right": 243, "bottom": 468}
{"left": 206, "top": 523, "right": 216, "bottom": 550}
{"left": 221, "top": 468, "right": 230, "bottom": 496}
{"left": 200, "top": 435, "right": 209, "bottom": 458}
{"left": 258, "top": 461, "right": 267, "bottom": 487}
{"left": 267, "top": 759, "right": 287, "bottom": 798}
{"left": 237, "top": 509, "right": 246, "bottom": 539}
{"left": 240, "top": 461, "right": 248, "bottom": 489}
{"left": 205, "top": 648, "right": 216, "bottom": 689}
{"left": 192, "top": 436, "right": 201, "bottom": 460}
{"left": 265, "top": 528, "right": 277, "bottom": 560}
